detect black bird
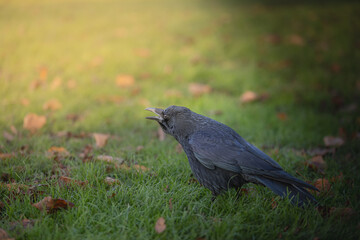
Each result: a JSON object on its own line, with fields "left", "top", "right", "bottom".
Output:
{"left": 146, "top": 105, "right": 318, "bottom": 206}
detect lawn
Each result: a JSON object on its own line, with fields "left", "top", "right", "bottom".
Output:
{"left": 0, "top": 0, "right": 359, "bottom": 239}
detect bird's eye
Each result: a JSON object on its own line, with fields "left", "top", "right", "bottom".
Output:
{"left": 163, "top": 115, "right": 169, "bottom": 120}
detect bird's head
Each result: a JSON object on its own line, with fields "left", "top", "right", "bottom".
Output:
{"left": 145, "top": 105, "right": 196, "bottom": 139}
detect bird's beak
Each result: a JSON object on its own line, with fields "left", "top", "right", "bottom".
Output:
{"left": 145, "top": 107, "right": 164, "bottom": 121}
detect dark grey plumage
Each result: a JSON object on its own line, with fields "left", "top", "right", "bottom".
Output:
{"left": 146, "top": 105, "right": 318, "bottom": 206}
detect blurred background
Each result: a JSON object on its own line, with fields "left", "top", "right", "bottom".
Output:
{"left": 0, "top": 0, "right": 359, "bottom": 147}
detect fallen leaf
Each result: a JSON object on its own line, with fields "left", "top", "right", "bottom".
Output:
{"left": 157, "top": 127, "right": 166, "bottom": 141}
{"left": 262, "top": 34, "right": 282, "bottom": 44}
{"left": 240, "top": 91, "right": 258, "bottom": 103}
{"left": 330, "top": 63, "right": 341, "bottom": 73}
{"left": 104, "top": 177, "right": 120, "bottom": 185}
{"left": 314, "top": 178, "right": 331, "bottom": 194}
{"left": 3, "top": 131, "right": 14, "bottom": 141}
{"left": 90, "top": 57, "right": 103, "bottom": 67}
{"left": 287, "top": 34, "right": 305, "bottom": 46}
{"left": 307, "top": 148, "right": 335, "bottom": 156}
{"left": 23, "top": 113, "right": 46, "bottom": 133}
{"left": 20, "top": 98, "right": 30, "bottom": 106}
{"left": 93, "top": 133, "right": 110, "bottom": 148}
{"left": 165, "top": 89, "right": 183, "bottom": 98}
{"left": 169, "top": 198, "right": 173, "bottom": 210}
{"left": 175, "top": 143, "right": 183, "bottom": 153}
{"left": 330, "top": 172, "right": 343, "bottom": 183}
{"left": 29, "top": 80, "right": 44, "bottom": 90}
{"left": 0, "top": 153, "right": 16, "bottom": 160}
{"left": 43, "top": 99, "right": 62, "bottom": 111}
{"left": 39, "top": 67, "right": 48, "bottom": 81}
{"left": 47, "top": 147, "right": 70, "bottom": 159}
{"left": 305, "top": 156, "right": 327, "bottom": 173}
{"left": 50, "top": 77, "right": 62, "bottom": 90}
{"left": 0, "top": 228, "right": 14, "bottom": 240}
{"left": 276, "top": 112, "right": 288, "bottom": 121}
{"left": 116, "top": 75, "right": 135, "bottom": 87}
{"left": 136, "top": 145, "right": 144, "bottom": 152}
{"left": 10, "top": 125, "right": 17, "bottom": 135}
{"left": 271, "top": 198, "right": 278, "bottom": 209}
{"left": 66, "top": 114, "right": 82, "bottom": 123}
{"left": 135, "top": 48, "right": 151, "bottom": 58}
{"left": 138, "top": 98, "right": 150, "bottom": 107}
{"left": 32, "top": 196, "right": 74, "bottom": 213}
{"left": 59, "top": 176, "right": 88, "bottom": 186}
{"left": 208, "top": 110, "right": 223, "bottom": 116}
{"left": 67, "top": 80, "right": 77, "bottom": 89}
{"left": 133, "top": 164, "right": 149, "bottom": 172}
{"left": 79, "top": 145, "right": 93, "bottom": 162}
{"left": 189, "top": 83, "right": 212, "bottom": 97}
{"left": 330, "top": 207, "right": 356, "bottom": 220}
{"left": 96, "top": 155, "right": 124, "bottom": 165}
{"left": 155, "top": 217, "right": 166, "bottom": 234}
{"left": 323, "top": 136, "right": 344, "bottom": 147}
{"left": 10, "top": 219, "right": 36, "bottom": 229}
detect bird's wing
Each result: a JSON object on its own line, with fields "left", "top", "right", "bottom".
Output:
{"left": 189, "top": 130, "right": 283, "bottom": 174}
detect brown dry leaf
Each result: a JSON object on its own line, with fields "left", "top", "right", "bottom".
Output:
{"left": 240, "top": 91, "right": 258, "bottom": 103}
{"left": 3, "top": 131, "right": 14, "bottom": 142}
{"left": 104, "top": 177, "right": 120, "bottom": 185}
{"left": 10, "top": 125, "right": 17, "bottom": 135}
{"left": 93, "top": 133, "right": 110, "bottom": 148}
{"left": 67, "top": 80, "right": 77, "bottom": 89}
{"left": 330, "top": 207, "right": 356, "bottom": 220}
{"left": 175, "top": 143, "right": 183, "bottom": 153}
{"left": 271, "top": 198, "right": 278, "bottom": 209}
{"left": 0, "top": 153, "right": 16, "bottom": 160}
{"left": 157, "top": 127, "right": 166, "bottom": 141}
{"left": 136, "top": 145, "right": 144, "bottom": 152}
{"left": 133, "top": 164, "right": 149, "bottom": 172}
{"left": 307, "top": 148, "right": 335, "bottom": 156}
{"left": 138, "top": 98, "right": 150, "bottom": 107}
{"left": 20, "top": 98, "right": 30, "bottom": 106}
{"left": 287, "top": 34, "right": 305, "bottom": 46}
{"left": 276, "top": 112, "right": 288, "bottom": 121}
{"left": 90, "top": 57, "right": 103, "bottom": 67}
{"left": 59, "top": 176, "right": 88, "bottom": 186}
{"left": 305, "top": 156, "right": 327, "bottom": 173}
{"left": 330, "top": 63, "right": 341, "bottom": 73}
{"left": 0, "top": 228, "right": 14, "bottom": 240}
{"left": 169, "top": 198, "right": 173, "bottom": 210}
{"left": 43, "top": 99, "right": 62, "bottom": 111}
{"left": 50, "top": 77, "right": 62, "bottom": 90}
{"left": 263, "top": 34, "right": 282, "bottom": 44}
{"left": 189, "top": 83, "right": 212, "bottom": 97}
{"left": 165, "top": 89, "right": 183, "bottom": 98}
{"left": 32, "top": 196, "right": 74, "bottom": 213}
{"left": 155, "top": 217, "right": 166, "bottom": 234}
{"left": 314, "top": 178, "right": 331, "bottom": 194}
{"left": 10, "top": 219, "right": 36, "bottom": 229}
{"left": 47, "top": 147, "right": 70, "bottom": 159}
{"left": 39, "top": 67, "right": 48, "bottom": 81}
{"left": 23, "top": 113, "right": 46, "bottom": 133}
{"left": 116, "top": 75, "right": 135, "bottom": 87}
{"left": 330, "top": 172, "right": 343, "bottom": 183}
{"left": 96, "top": 155, "right": 124, "bottom": 165}
{"left": 323, "top": 136, "right": 344, "bottom": 147}
{"left": 135, "top": 48, "right": 151, "bottom": 58}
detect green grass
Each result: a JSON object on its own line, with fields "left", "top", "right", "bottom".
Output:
{"left": 1, "top": 0, "right": 359, "bottom": 239}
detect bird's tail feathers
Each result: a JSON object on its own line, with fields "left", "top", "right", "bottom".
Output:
{"left": 255, "top": 176, "right": 317, "bottom": 207}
